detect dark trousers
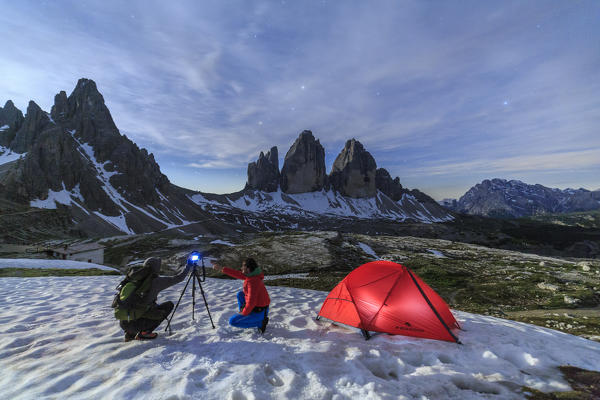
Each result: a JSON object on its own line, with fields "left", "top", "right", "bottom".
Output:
{"left": 119, "top": 301, "right": 174, "bottom": 334}
{"left": 229, "top": 291, "right": 268, "bottom": 329}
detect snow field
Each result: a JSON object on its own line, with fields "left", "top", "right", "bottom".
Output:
{"left": 0, "top": 145, "right": 25, "bottom": 166}
{"left": 0, "top": 258, "right": 118, "bottom": 271}
{"left": 0, "top": 276, "right": 599, "bottom": 399}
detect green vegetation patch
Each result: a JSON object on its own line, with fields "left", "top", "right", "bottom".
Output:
{"left": 266, "top": 271, "right": 349, "bottom": 292}
{"left": 524, "top": 366, "right": 600, "bottom": 399}
{"left": 528, "top": 210, "right": 600, "bottom": 230}
{"left": 509, "top": 313, "right": 600, "bottom": 340}
{"left": 104, "top": 235, "right": 171, "bottom": 266}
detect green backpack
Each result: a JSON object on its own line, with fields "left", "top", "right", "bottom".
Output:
{"left": 111, "top": 265, "right": 157, "bottom": 321}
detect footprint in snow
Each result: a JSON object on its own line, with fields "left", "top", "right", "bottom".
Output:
{"left": 263, "top": 364, "right": 284, "bottom": 387}
{"left": 229, "top": 390, "right": 247, "bottom": 400}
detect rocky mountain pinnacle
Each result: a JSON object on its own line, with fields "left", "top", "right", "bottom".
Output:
{"left": 280, "top": 130, "right": 326, "bottom": 194}
{"left": 0, "top": 100, "right": 25, "bottom": 148}
{"left": 10, "top": 101, "right": 51, "bottom": 153}
{"left": 246, "top": 146, "right": 280, "bottom": 192}
{"left": 375, "top": 168, "right": 404, "bottom": 201}
{"left": 329, "top": 139, "right": 376, "bottom": 198}
{"left": 50, "top": 91, "right": 68, "bottom": 123}
{"left": 66, "top": 78, "right": 169, "bottom": 205}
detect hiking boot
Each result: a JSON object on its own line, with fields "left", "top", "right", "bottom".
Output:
{"left": 135, "top": 331, "right": 158, "bottom": 340}
{"left": 124, "top": 332, "right": 136, "bottom": 342}
{"left": 259, "top": 317, "right": 269, "bottom": 334}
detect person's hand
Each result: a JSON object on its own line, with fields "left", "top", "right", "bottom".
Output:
{"left": 212, "top": 262, "right": 224, "bottom": 273}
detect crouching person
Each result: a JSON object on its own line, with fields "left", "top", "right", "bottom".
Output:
{"left": 113, "top": 257, "right": 191, "bottom": 341}
{"left": 214, "top": 258, "right": 270, "bottom": 333}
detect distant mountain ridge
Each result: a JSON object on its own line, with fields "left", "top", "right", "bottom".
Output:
{"left": 0, "top": 79, "right": 452, "bottom": 236}
{"left": 445, "top": 178, "right": 600, "bottom": 218}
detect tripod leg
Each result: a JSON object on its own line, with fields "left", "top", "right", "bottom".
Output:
{"left": 164, "top": 271, "right": 193, "bottom": 334}
{"left": 195, "top": 271, "right": 216, "bottom": 329}
{"left": 192, "top": 272, "right": 196, "bottom": 321}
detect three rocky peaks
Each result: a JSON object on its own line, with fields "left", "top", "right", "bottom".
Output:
{"left": 246, "top": 130, "right": 414, "bottom": 202}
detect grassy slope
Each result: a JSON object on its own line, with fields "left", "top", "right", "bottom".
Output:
{"left": 526, "top": 209, "right": 600, "bottom": 229}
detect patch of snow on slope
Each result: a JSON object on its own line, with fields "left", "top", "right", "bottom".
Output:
{"left": 0, "top": 277, "right": 599, "bottom": 399}
{"left": 263, "top": 273, "right": 313, "bottom": 281}
{"left": 189, "top": 193, "right": 223, "bottom": 209}
{"left": 210, "top": 239, "right": 235, "bottom": 246}
{"left": 0, "top": 146, "right": 25, "bottom": 166}
{"left": 30, "top": 183, "right": 85, "bottom": 210}
{"left": 0, "top": 258, "right": 117, "bottom": 271}
{"left": 428, "top": 249, "right": 447, "bottom": 258}
{"left": 358, "top": 242, "right": 379, "bottom": 259}
{"left": 0, "top": 125, "right": 9, "bottom": 131}
{"left": 93, "top": 211, "right": 135, "bottom": 235}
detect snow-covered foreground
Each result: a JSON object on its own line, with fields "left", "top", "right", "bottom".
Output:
{"left": 1, "top": 276, "right": 599, "bottom": 400}
{"left": 0, "top": 258, "right": 118, "bottom": 271}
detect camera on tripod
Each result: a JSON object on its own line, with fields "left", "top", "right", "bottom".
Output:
{"left": 165, "top": 250, "right": 215, "bottom": 334}
{"left": 188, "top": 252, "right": 200, "bottom": 265}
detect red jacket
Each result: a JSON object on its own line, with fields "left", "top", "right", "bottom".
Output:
{"left": 223, "top": 267, "right": 270, "bottom": 316}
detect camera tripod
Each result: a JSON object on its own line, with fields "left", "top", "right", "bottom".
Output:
{"left": 165, "top": 256, "right": 215, "bottom": 334}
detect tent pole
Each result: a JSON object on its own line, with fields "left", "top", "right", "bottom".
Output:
{"left": 406, "top": 268, "right": 462, "bottom": 344}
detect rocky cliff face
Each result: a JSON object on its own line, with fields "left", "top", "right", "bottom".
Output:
{"left": 246, "top": 146, "right": 279, "bottom": 192}
{"left": 9, "top": 101, "right": 50, "bottom": 153}
{"left": 0, "top": 79, "right": 208, "bottom": 235}
{"left": 329, "top": 139, "right": 376, "bottom": 198}
{"left": 280, "top": 130, "right": 326, "bottom": 194}
{"left": 0, "top": 100, "right": 25, "bottom": 148}
{"left": 375, "top": 168, "right": 404, "bottom": 201}
{"left": 453, "top": 179, "right": 600, "bottom": 217}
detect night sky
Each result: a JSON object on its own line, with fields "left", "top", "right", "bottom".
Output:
{"left": 1, "top": 0, "right": 599, "bottom": 199}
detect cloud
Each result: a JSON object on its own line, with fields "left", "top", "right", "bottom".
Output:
{"left": 407, "top": 148, "right": 600, "bottom": 177}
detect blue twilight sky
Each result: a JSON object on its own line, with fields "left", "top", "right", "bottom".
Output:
{"left": 1, "top": 0, "right": 599, "bottom": 200}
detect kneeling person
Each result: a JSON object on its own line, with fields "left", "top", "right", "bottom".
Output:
{"left": 214, "top": 258, "right": 270, "bottom": 333}
{"left": 114, "top": 257, "right": 191, "bottom": 341}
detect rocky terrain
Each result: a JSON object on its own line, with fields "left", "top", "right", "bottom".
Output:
{"left": 445, "top": 179, "right": 600, "bottom": 218}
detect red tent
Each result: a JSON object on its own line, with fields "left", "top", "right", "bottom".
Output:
{"left": 317, "top": 260, "right": 461, "bottom": 343}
